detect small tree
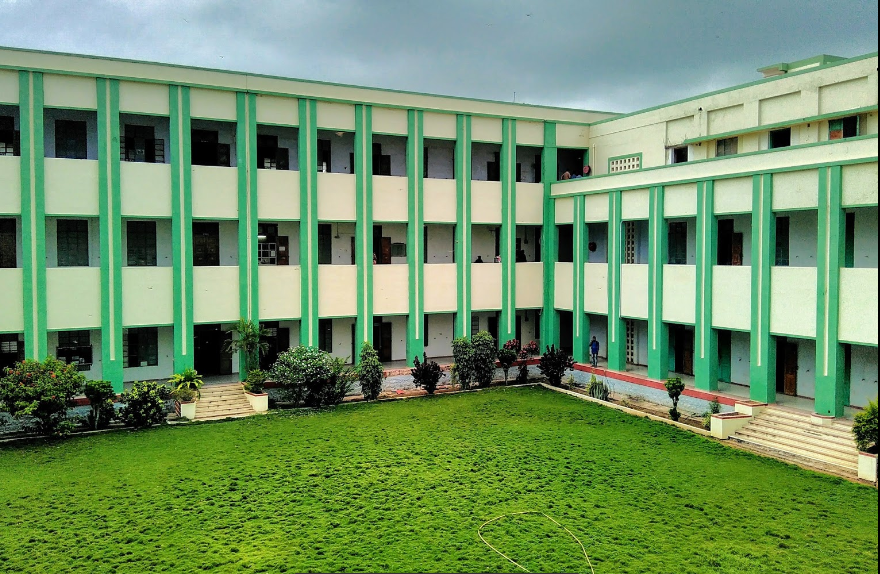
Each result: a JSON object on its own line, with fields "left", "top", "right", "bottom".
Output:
{"left": 538, "top": 345, "right": 574, "bottom": 387}
{"left": 451, "top": 337, "right": 474, "bottom": 390}
{"left": 226, "top": 318, "right": 271, "bottom": 376}
{"left": 118, "top": 381, "right": 171, "bottom": 429}
{"left": 411, "top": 353, "right": 442, "bottom": 395}
{"left": 357, "top": 342, "right": 384, "bottom": 401}
{"left": 472, "top": 331, "right": 497, "bottom": 388}
{"left": 852, "top": 399, "right": 878, "bottom": 453}
{"left": 83, "top": 380, "right": 116, "bottom": 430}
{"left": 0, "top": 357, "right": 85, "bottom": 436}
{"left": 515, "top": 340, "right": 539, "bottom": 384}
{"left": 498, "top": 340, "right": 519, "bottom": 384}
{"left": 665, "top": 377, "right": 686, "bottom": 422}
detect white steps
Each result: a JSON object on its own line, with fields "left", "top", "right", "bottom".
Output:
{"left": 193, "top": 383, "right": 256, "bottom": 421}
{"left": 731, "top": 407, "right": 859, "bottom": 473}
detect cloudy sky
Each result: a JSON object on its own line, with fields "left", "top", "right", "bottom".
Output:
{"left": 1, "top": 0, "right": 877, "bottom": 113}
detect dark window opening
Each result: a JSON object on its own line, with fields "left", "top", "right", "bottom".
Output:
{"left": 258, "top": 222, "right": 289, "bottom": 266}
{"left": 486, "top": 152, "right": 500, "bottom": 182}
{"left": 55, "top": 120, "right": 87, "bottom": 160}
{"left": 557, "top": 148, "right": 585, "bottom": 180}
{"left": 317, "top": 139, "right": 331, "bottom": 172}
{"left": 844, "top": 212, "right": 855, "bottom": 269}
{"left": 667, "top": 222, "right": 688, "bottom": 265}
{"left": 256, "top": 134, "right": 289, "bottom": 170}
{"left": 121, "top": 124, "right": 164, "bottom": 163}
{"left": 57, "top": 219, "right": 89, "bottom": 267}
{"left": 557, "top": 225, "right": 573, "bottom": 262}
{"left": 123, "top": 327, "right": 159, "bottom": 368}
{"left": 192, "top": 221, "right": 220, "bottom": 266}
{"left": 0, "top": 333, "right": 24, "bottom": 371}
{"left": 717, "top": 219, "right": 744, "bottom": 266}
{"left": 775, "top": 216, "right": 790, "bottom": 266}
{"left": 191, "top": 129, "right": 230, "bottom": 167}
{"left": 319, "top": 319, "right": 333, "bottom": 353}
{"left": 829, "top": 116, "right": 859, "bottom": 140}
{"left": 769, "top": 128, "right": 791, "bottom": 149}
{"left": 56, "top": 330, "right": 93, "bottom": 371}
{"left": 318, "top": 224, "right": 332, "bottom": 265}
{"left": 671, "top": 146, "right": 688, "bottom": 164}
{"left": 0, "top": 219, "right": 15, "bottom": 268}
{"left": 372, "top": 143, "right": 391, "bottom": 176}
{"left": 534, "top": 154, "right": 542, "bottom": 183}
{"left": 470, "top": 316, "right": 480, "bottom": 337}
{"left": 126, "top": 220, "right": 157, "bottom": 266}
{"left": 0, "top": 116, "right": 20, "bottom": 157}
{"left": 423, "top": 146, "right": 429, "bottom": 178}
{"left": 716, "top": 137, "right": 738, "bottom": 157}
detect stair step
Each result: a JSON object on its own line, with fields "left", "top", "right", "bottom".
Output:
{"left": 195, "top": 407, "right": 253, "bottom": 418}
{"left": 747, "top": 420, "right": 858, "bottom": 448}
{"left": 731, "top": 435, "right": 858, "bottom": 472}
{"left": 195, "top": 412, "right": 254, "bottom": 422}
{"left": 733, "top": 429, "right": 858, "bottom": 466}
{"left": 762, "top": 409, "right": 853, "bottom": 431}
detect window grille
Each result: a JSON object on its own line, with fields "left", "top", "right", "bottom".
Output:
{"left": 624, "top": 221, "right": 636, "bottom": 265}
{"left": 609, "top": 155, "right": 641, "bottom": 173}
{"left": 716, "top": 137, "right": 738, "bottom": 157}
{"left": 57, "top": 219, "right": 89, "bottom": 267}
{"left": 625, "top": 320, "right": 636, "bottom": 365}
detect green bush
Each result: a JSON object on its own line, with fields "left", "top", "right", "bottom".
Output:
{"left": 271, "top": 346, "right": 355, "bottom": 408}
{"left": 472, "top": 331, "right": 497, "bottom": 388}
{"left": 243, "top": 369, "right": 267, "bottom": 394}
{"left": 83, "top": 380, "right": 117, "bottom": 430}
{"left": 498, "top": 340, "right": 519, "bottom": 384}
{"left": 587, "top": 374, "right": 611, "bottom": 401}
{"left": 357, "top": 342, "right": 384, "bottom": 401}
{"left": 170, "top": 386, "right": 196, "bottom": 403}
{"left": 0, "top": 357, "right": 85, "bottom": 436}
{"left": 665, "top": 377, "right": 686, "bottom": 422}
{"left": 118, "top": 381, "right": 171, "bottom": 429}
{"left": 852, "top": 399, "right": 878, "bottom": 453}
{"left": 168, "top": 367, "right": 203, "bottom": 399}
{"left": 411, "top": 354, "right": 442, "bottom": 395}
{"left": 538, "top": 345, "right": 574, "bottom": 387}
{"left": 451, "top": 338, "right": 474, "bottom": 390}
{"left": 701, "top": 398, "right": 722, "bottom": 429}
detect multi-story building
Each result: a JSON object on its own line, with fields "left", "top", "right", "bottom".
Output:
{"left": 0, "top": 47, "right": 876, "bottom": 419}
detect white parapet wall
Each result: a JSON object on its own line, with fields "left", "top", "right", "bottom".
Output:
{"left": 857, "top": 452, "right": 877, "bottom": 483}
{"left": 710, "top": 412, "right": 754, "bottom": 439}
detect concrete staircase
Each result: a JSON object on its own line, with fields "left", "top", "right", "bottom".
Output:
{"left": 731, "top": 406, "right": 859, "bottom": 473}
{"left": 193, "top": 383, "right": 255, "bottom": 422}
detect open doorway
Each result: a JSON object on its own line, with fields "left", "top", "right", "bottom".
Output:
{"left": 669, "top": 324, "right": 694, "bottom": 376}
{"left": 193, "top": 324, "right": 233, "bottom": 376}
{"left": 373, "top": 318, "right": 393, "bottom": 362}
{"left": 776, "top": 337, "right": 798, "bottom": 396}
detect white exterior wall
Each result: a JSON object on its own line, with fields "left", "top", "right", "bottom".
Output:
{"left": 850, "top": 345, "right": 879, "bottom": 408}
{"left": 471, "top": 225, "right": 497, "bottom": 262}
{"left": 781, "top": 209, "right": 818, "bottom": 267}
{"left": 218, "top": 220, "right": 239, "bottom": 266}
{"left": 730, "top": 331, "right": 751, "bottom": 387}
{"left": 426, "top": 224, "right": 455, "bottom": 263}
{"left": 424, "top": 313, "right": 454, "bottom": 358}
{"left": 852, "top": 206, "right": 878, "bottom": 268}
{"left": 424, "top": 139, "right": 455, "bottom": 179}
{"left": 471, "top": 142, "right": 500, "bottom": 181}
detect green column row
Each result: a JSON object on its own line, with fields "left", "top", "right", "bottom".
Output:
{"left": 406, "top": 109, "right": 425, "bottom": 364}
{"left": 499, "top": 118, "right": 517, "bottom": 345}
{"left": 606, "top": 191, "right": 626, "bottom": 370}
{"left": 540, "top": 122, "right": 558, "bottom": 349}
{"left": 236, "top": 92, "right": 259, "bottom": 377}
{"left": 647, "top": 186, "right": 668, "bottom": 380}
{"left": 572, "top": 195, "right": 587, "bottom": 363}
{"left": 454, "top": 115, "right": 472, "bottom": 338}
{"left": 298, "top": 99, "right": 319, "bottom": 347}
{"left": 694, "top": 181, "right": 719, "bottom": 390}
{"left": 354, "top": 104, "right": 374, "bottom": 361}
{"left": 750, "top": 174, "right": 776, "bottom": 403}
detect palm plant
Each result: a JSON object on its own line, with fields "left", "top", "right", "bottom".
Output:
{"left": 225, "top": 318, "right": 271, "bottom": 376}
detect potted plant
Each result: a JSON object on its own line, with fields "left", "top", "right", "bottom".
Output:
{"left": 168, "top": 367, "right": 203, "bottom": 420}
{"left": 853, "top": 399, "right": 878, "bottom": 483}
{"left": 225, "top": 318, "right": 271, "bottom": 376}
{"left": 242, "top": 369, "right": 269, "bottom": 413}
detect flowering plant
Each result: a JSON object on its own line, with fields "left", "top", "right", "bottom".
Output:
{"left": 0, "top": 358, "right": 85, "bottom": 435}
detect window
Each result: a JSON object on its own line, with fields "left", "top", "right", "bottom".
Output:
{"left": 717, "top": 219, "right": 743, "bottom": 266}
{"left": 667, "top": 222, "right": 688, "bottom": 265}
{"left": 391, "top": 242, "right": 406, "bottom": 258}
{"left": 557, "top": 225, "right": 573, "bottom": 262}
{"left": 486, "top": 152, "right": 500, "bottom": 182}
{"left": 609, "top": 154, "right": 641, "bottom": 173}
{"left": 716, "top": 137, "right": 738, "bottom": 157}
{"left": 56, "top": 330, "right": 92, "bottom": 370}
{"left": 57, "top": 219, "right": 89, "bottom": 267}
{"left": 257, "top": 134, "right": 289, "bottom": 170}
{"left": 671, "top": 146, "right": 688, "bottom": 164}
{"left": 829, "top": 116, "right": 859, "bottom": 140}
{"left": 191, "top": 129, "right": 230, "bottom": 167}
{"left": 121, "top": 124, "right": 164, "bottom": 163}
{"left": 123, "top": 327, "right": 159, "bottom": 368}
{"left": 318, "top": 319, "right": 333, "bottom": 353}
{"left": 192, "top": 222, "right": 220, "bottom": 266}
{"left": 0, "top": 333, "right": 23, "bottom": 370}
{"left": 0, "top": 218, "right": 15, "bottom": 268}
{"left": 317, "top": 139, "right": 331, "bottom": 172}
{"left": 0, "top": 116, "right": 20, "bottom": 157}
{"left": 372, "top": 143, "right": 391, "bottom": 176}
{"left": 623, "top": 221, "right": 636, "bottom": 264}
{"left": 775, "top": 216, "right": 790, "bottom": 266}
{"left": 55, "top": 119, "right": 88, "bottom": 159}
{"left": 258, "top": 223, "right": 279, "bottom": 265}
{"left": 769, "top": 128, "right": 791, "bottom": 149}
{"left": 126, "top": 221, "right": 157, "bottom": 266}
{"left": 470, "top": 316, "right": 480, "bottom": 337}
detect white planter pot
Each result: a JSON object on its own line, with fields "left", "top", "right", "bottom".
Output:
{"left": 858, "top": 452, "right": 877, "bottom": 482}
{"left": 177, "top": 401, "right": 196, "bottom": 420}
{"left": 710, "top": 412, "right": 753, "bottom": 439}
{"left": 245, "top": 392, "right": 269, "bottom": 413}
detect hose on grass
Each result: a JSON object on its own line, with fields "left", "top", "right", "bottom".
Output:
{"left": 478, "top": 511, "right": 595, "bottom": 574}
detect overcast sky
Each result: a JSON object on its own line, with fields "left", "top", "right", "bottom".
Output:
{"left": 1, "top": 0, "right": 877, "bottom": 113}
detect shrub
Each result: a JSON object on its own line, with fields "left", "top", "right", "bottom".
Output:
{"left": 587, "top": 375, "right": 611, "bottom": 401}
{"left": 170, "top": 386, "right": 196, "bottom": 403}
{"left": 0, "top": 357, "right": 85, "bottom": 436}
{"left": 225, "top": 318, "right": 271, "bottom": 376}
{"left": 118, "top": 381, "right": 171, "bottom": 429}
{"left": 451, "top": 338, "right": 474, "bottom": 390}
{"left": 498, "top": 340, "right": 519, "bottom": 384}
{"left": 515, "top": 340, "right": 539, "bottom": 384}
{"left": 852, "top": 399, "right": 878, "bottom": 453}
{"left": 319, "top": 357, "right": 356, "bottom": 407}
{"left": 538, "top": 345, "right": 574, "bottom": 387}
{"left": 665, "top": 377, "right": 686, "bottom": 422}
{"left": 472, "top": 331, "right": 497, "bottom": 388}
{"left": 243, "top": 369, "right": 267, "bottom": 394}
{"left": 168, "top": 368, "right": 204, "bottom": 399}
{"left": 271, "top": 346, "right": 354, "bottom": 408}
{"left": 701, "top": 398, "right": 722, "bottom": 429}
{"left": 83, "top": 380, "right": 117, "bottom": 430}
{"left": 411, "top": 353, "right": 442, "bottom": 395}
{"left": 357, "top": 342, "right": 384, "bottom": 401}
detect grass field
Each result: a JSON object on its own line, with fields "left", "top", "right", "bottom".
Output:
{"left": 0, "top": 386, "right": 876, "bottom": 573}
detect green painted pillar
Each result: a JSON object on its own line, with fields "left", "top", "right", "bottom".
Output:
{"left": 750, "top": 174, "right": 776, "bottom": 403}
{"left": 354, "top": 104, "right": 374, "bottom": 361}
{"left": 18, "top": 71, "right": 47, "bottom": 361}
{"left": 647, "top": 186, "right": 669, "bottom": 380}
{"left": 572, "top": 195, "right": 587, "bottom": 363}
{"left": 540, "top": 122, "right": 558, "bottom": 349}
{"left": 454, "top": 114, "right": 472, "bottom": 338}
{"left": 406, "top": 109, "right": 425, "bottom": 364}
{"left": 235, "top": 92, "right": 259, "bottom": 377}
{"left": 694, "top": 181, "right": 719, "bottom": 390}
{"left": 607, "top": 191, "right": 626, "bottom": 371}
{"left": 169, "top": 85, "right": 194, "bottom": 372}
{"left": 298, "top": 99, "right": 319, "bottom": 347}
{"left": 97, "top": 78, "right": 124, "bottom": 390}
{"left": 499, "top": 118, "right": 517, "bottom": 345}
{"left": 815, "top": 166, "right": 846, "bottom": 416}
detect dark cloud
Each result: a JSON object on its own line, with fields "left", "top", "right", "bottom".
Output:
{"left": 1, "top": 0, "right": 877, "bottom": 113}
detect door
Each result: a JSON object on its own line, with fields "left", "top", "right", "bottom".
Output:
{"left": 192, "top": 222, "right": 220, "bottom": 266}
{"left": 219, "top": 331, "right": 233, "bottom": 375}
{"left": 381, "top": 237, "right": 392, "bottom": 264}
{"left": 350, "top": 236, "right": 356, "bottom": 265}
{"left": 783, "top": 342, "right": 798, "bottom": 396}
{"left": 681, "top": 330, "right": 694, "bottom": 376}
{"left": 487, "top": 315, "right": 499, "bottom": 345}
{"left": 277, "top": 236, "right": 290, "bottom": 266}
{"left": 373, "top": 320, "right": 392, "bottom": 362}
{"left": 718, "top": 330, "right": 732, "bottom": 383}
{"left": 194, "top": 324, "right": 222, "bottom": 376}
{"left": 731, "top": 233, "right": 743, "bottom": 266}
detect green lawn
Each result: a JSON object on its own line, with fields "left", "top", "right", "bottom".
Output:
{"left": 0, "top": 387, "right": 876, "bottom": 574}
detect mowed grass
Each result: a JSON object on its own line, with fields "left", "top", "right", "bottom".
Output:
{"left": 0, "top": 387, "right": 876, "bottom": 574}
